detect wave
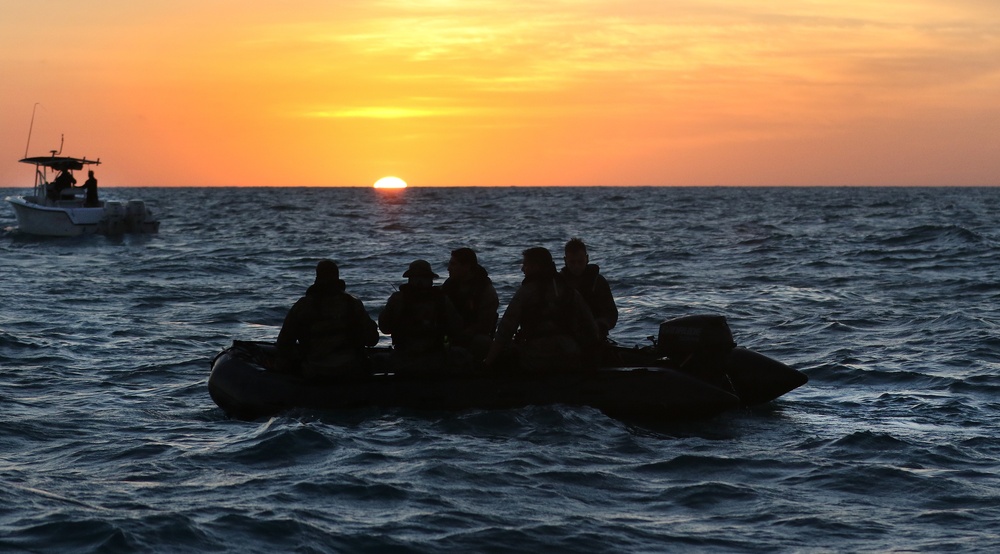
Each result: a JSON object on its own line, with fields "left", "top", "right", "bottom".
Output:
{"left": 876, "top": 224, "right": 986, "bottom": 247}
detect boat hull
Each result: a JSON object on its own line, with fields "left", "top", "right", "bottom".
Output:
{"left": 207, "top": 341, "right": 806, "bottom": 421}
{"left": 7, "top": 195, "right": 100, "bottom": 236}
{"left": 5, "top": 195, "right": 159, "bottom": 237}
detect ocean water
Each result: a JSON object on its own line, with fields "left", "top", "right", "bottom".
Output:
{"left": 1, "top": 185, "right": 999, "bottom": 553}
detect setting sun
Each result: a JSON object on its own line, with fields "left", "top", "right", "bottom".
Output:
{"left": 374, "top": 176, "right": 407, "bottom": 189}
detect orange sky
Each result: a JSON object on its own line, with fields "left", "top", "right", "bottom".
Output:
{"left": 2, "top": 0, "right": 999, "bottom": 187}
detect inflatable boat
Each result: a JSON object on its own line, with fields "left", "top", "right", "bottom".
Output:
{"left": 208, "top": 315, "right": 808, "bottom": 421}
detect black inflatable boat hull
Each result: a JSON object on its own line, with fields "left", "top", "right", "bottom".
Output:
{"left": 208, "top": 342, "right": 805, "bottom": 421}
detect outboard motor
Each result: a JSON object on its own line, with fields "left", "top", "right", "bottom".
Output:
{"left": 101, "top": 201, "right": 126, "bottom": 234}
{"left": 658, "top": 315, "right": 736, "bottom": 362}
{"left": 658, "top": 315, "right": 738, "bottom": 389}
{"left": 125, "top": 200, "right": 147, "bottom": 232}
{"left": 658, "top": 315, "right": 808, "bottom": 406}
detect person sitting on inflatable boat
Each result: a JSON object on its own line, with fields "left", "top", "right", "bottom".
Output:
{"left": 484, "top": 247, "right": 600, "bottom": 372}
{"left": 379, "top": 259, "right": 467, "bottom": 373}
{"left": 441, "top": 247, "right": 499, "bottom": 360}
{"left": 276, "top": 260, "right": 379, "bottom": 379}
{"left": 560, "top": 237, "right": 618, "bottom": 340}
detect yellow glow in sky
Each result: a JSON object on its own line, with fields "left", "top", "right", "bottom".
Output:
{"left": 1, "top": 0, "right": 999, "bottom": 186}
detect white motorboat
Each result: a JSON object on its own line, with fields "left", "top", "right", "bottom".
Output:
{"left": 5, "top": 152, "right": 159, "bottom": 237}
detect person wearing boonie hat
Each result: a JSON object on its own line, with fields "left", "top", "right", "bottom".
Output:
{"left": 379, "top": 259, "right": 465, "bottom": 372}
{"left": 402, "top": 259, "right": 439, "bottom": 280}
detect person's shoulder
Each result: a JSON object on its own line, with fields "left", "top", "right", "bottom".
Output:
{"left": 517, "top": 278, "right": 542, "bottom": 292}
{"left": 349, "top": 294, "right": 375, "bottom": 318}
{"left": 288, "top": 293, "right": 317, "bottom": 312}
{"left": 386, "top": 289, "right": 404, "bottom": 301}
{"left": 345, "top": 291, "right": 368, "bottom": 304}
{"left": 473, "top": 273, "right": 497, "bottom": 291}
{"left": 483, "top": 278, "right": 498, "bottom": 295}
{"left": 509, "top": 281, "right": 533, "bottom": 300}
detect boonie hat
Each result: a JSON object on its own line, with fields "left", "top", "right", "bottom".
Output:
{"left": 403, "top": 259, "right": 439, "bottom": 278}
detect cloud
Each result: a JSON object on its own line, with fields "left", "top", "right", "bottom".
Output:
{"left": 303, "top": 106, "right": 474, "bottom": 119}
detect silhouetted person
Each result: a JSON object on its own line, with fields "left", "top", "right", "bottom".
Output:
{"left": 276, "top": 260, "right": 379, "bottom": 379}
{"left": 561, "top": 238, "right": 618, "bottom": 339}
{"left": 379, "top": 259, "right": 465, "bottom": 372}
{"left": 441, "top": 248, "right": 499, "bottom": 360}
{"left": 48, "top": 169, "right": 76, "bottom": 201}
{"left": 485, "top": 247, "right": 599, "bottom": 372}
{"left": 76, "top": 170, "right": 99, "bottom": 207}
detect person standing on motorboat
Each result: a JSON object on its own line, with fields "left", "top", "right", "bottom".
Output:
{"left": 379, "top": 259, "right": 466, "bottom": 372}
{"left": 76, "top": 170, "right": 99, "bottom": 207}
{"left": 484, "top": 247, "right": 600, "bottom": 372}
{"left": 48, "top": 169, "right": 76, "bottom": 201}
{"left": 441, "top": 248, "right": 499, "bottom": 360}
{"left": 560, "top": 238, "right": 618, "bottom": 340}
{"left": 276, "top": 260, "right": 379, "bottom": 379}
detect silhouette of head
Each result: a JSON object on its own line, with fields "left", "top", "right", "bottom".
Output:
{"left": 403, "top": 259, "right": 438, "bottom": 288}
{"left": 315, "top": 259, "right": 340, "bottom": 284}
{"left": 564, "top": 237, "right": 589, "bottom": 276}
{"left": 404, "top": 259, "right": 438, "bottom": 278}
{"left": 448, "top": 247, "right": 478, "bottom": 280}
{"left": 522, "top": 247, "right": 556, "bottom": 278}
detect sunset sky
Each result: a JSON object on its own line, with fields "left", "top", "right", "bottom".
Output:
{"left": 2, "top": 0, "right": 999, "bottom": 187}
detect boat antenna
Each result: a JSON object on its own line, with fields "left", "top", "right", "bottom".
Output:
{"left": 24, "top": 102, "right": 41, "bottom": 158}
{"left": 57, "top": 134, "right": 64, "bottom": 156}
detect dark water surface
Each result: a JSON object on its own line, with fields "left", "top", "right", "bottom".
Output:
{"left": 2, "top": 186, "right": 999, "bottom": 552}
